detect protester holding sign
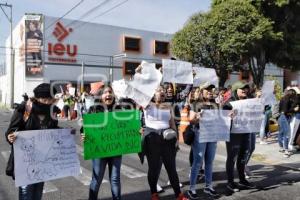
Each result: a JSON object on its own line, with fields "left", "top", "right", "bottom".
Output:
{"left": 141, "top": 86, "right": 187, "bottom": 200}
{"left": 81, "top": 85, "right": 124, "bottom": 200}
{"left": 187, "top": 83, "right": 232, "bottom": 199}
{"left": 225, "top": 81, "right": 256, "bottom": 193}
{"left": 5, "top": 83, "right": 61, "bottom": 200}
{"left": 278, "top": 88, "right": 297, "bottom": 157}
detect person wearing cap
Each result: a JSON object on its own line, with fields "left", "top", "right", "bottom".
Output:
{"left": 187, "top": 83, "right": 232, "bottom": 199}
{"left": 225, "top": 81, "right": 256, "bottom": 193}
{"left": 5, "top": 83, "right": 61, "bottom": 200}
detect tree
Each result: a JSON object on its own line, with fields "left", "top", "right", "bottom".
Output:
{"left": 213, "top": 0, "right": 300, "bottom": 71}
{"left": 172, "top": 0, "right": 282, "bottom": 87}
{"left": 171, "top": 13, "right": 240, "bottom": 87}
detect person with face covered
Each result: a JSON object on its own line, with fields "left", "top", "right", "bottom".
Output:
{"left": 142, "top": 86, "right": 187, "bottom": 200}
{"left": 81, "top": 85, "right": 124, "bottom": 200}
{"left": 225, "top": 81, "right": 256, "bottom": 193}
{"left": 5, "top": 83, "right": 61, "bottom": 200}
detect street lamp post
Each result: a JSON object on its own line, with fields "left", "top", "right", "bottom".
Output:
{"left": 0, "top": 3, "right": 14, "bottom": 107}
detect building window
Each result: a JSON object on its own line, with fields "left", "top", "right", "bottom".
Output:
{"left": 154, "top": 40, "right": 169, "bottom": 55}
{"left": 123, "top": 61, "right": 140, "bottom": 76}
{"left": 123, "top": 36, "right": 141, "bottom": 52}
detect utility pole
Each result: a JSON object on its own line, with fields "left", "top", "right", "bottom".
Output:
{"left": 81, "top": 61, "right": 85, "bottom": 93}
{"left": 0, "top": 3, "right": 14, "bottom": 107}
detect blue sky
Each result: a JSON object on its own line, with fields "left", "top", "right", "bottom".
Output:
{"left": 0, "top": 0, "right": 211, "bottom": 60}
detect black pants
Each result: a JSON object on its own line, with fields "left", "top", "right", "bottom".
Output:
{"left": 144, "top": 133, "right": 181, "bottom": 197}
{"left": 63, "top": 105, "right": 70, "bottom": 118}
{"left": 226, "top": 133, "right": 250, "bottom": 183}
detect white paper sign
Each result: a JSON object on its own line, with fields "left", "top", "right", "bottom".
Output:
{"left": 230, "top": 99, "right": 264, "bottom": 133}
{"left": 85, "top": 96, "right": 95, "bottom": 111}
{"left": 69, "top": 87, "right": 76, "bottom": 96}
{"left": 162, "top": 59, "right": 193, "bottom": 84}
{"left": 261, "top": 80, "right": 277, "bottom": 105}
{"left": 199, "top": 110, "right": 231, "bottom": 142}
{"left": 112, "top": 79, "right": 128, "bottom": 100}
{"left": 126, "top": 62, "right": 162, "bottom": 107}
{"left": 289, "top": 117, "right": 300, "bottom": 148}
{"left": 14, "top": 129, "right": 80, "bottom": 187}
{"left": 193, "top": 66, "right": 219, "bottom": 87}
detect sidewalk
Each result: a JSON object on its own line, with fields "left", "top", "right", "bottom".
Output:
{"left": 251, "top": 132, "right": 300, "bottom": 170}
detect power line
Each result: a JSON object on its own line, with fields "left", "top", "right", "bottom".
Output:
{"left": 73, "top": 0, "right": 129, "bottom": 30}
{"left": 45, "top": 0, "right": 113, "bottom": 40}
{"left": 45, "top": 0, "right": 85, "bottom": 31}
{"left": 93, "top": 0, "right": 128, "bottom": 20}
{"left": 68, "top": 0, "right": 112, "bottom": 27}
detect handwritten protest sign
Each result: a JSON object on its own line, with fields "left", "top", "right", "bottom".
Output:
{"left": 199, "top": 110, "right": 231, "bottom": 142}
{"left": 193, "top": 66, "right": 219, "bottom": 87}
{"left": 83, "top": 110, "right": 141, "bottom": 160}
{"left": 162, "top": 59, "right": 193, "bottom": 84}
{"left": 230, "top": 99, "right": 264, "bottom": 133}
{"left": 14, "top": 129, "right": 80, "bottom": 187}
{"left": 261, "top": 80, "right": 277, "bottom": 105}
{"left": 126, "top": 62, "right": 162, "bottom": 107}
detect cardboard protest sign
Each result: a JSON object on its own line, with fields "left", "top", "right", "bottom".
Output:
{"left": 83, "top": 110, "right": 141, "bottom": 160}
{"left": 14, "top": 129, "right": 80, "bottom": 187}
{"left": 199, "top": 110, "right": 231, "bottom": 142}
{"left": 193, "top": 66, "right": 219, "bottom": 87}
{"left": 126, "top": 62, "right": 162, "bottom": 108}
{"left": 162, "top": 59, "right": 193, "bottom": 84}
{"left": 261, "top": 80, "right": 277, "bottom": 105}
{"left": 230, "top": 99, "right": 264, "bottom": 133}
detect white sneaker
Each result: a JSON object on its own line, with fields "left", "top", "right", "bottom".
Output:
{"left": 260, "top": 141, "right": 268, "bottom": 145}
{"left": 166, "top": 181, "right": 183, "bottom": 188}
{"left": 156, "top": 184, "right": 164, "bottom": 193}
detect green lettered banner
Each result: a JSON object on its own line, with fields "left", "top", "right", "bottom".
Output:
{"left": 83, "top": 110, "right": 141, "bottom": 160}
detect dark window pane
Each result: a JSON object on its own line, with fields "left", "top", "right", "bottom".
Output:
{"left": 123, "top": 62, "right": 140, "bottom": 75}
{"left": 124, "top": 37, "right": 140, "bottom": 51}
{"left": 155, "top": 41, "right": 169, "bottom": 55}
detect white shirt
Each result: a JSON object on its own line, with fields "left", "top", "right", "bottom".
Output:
{"left": 144, "top": 105, "right": 171, "bottom": 130}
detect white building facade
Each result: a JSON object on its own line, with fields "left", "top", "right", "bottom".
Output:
{"left": 1, "top": 14, "right": 294, "bottom": 106}
{"left": 0, "top": 14, "right": 173, "bottom": 105}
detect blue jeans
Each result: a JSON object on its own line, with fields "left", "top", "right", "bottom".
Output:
{"left": 89, "top": 156, "right": 122, "bottom": 200}
{"left": 259, "top": 110, "right": 271, "bottom": 140}
{"left": 190, "top": 131, "right": 217, "bottom": 191}
{"left": 19, "top": 182, "right": 44, "bottom": 200}
{"left": 278, "top": 114, "right": 290, "bottom": 150}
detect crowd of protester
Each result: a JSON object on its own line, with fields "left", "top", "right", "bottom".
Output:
{"left": 4, "top": 73, "right": 300, "bottom": 200}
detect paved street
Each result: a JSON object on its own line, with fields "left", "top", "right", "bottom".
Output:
{"left": 0, "top": 109, "right": 300, "bottom": 200}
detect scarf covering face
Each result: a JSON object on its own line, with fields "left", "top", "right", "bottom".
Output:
{"left": 31, "top": 101, "right": 52, "bottom": 115}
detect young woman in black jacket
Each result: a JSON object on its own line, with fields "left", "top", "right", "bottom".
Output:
{"left": 5, "top": 83, "right": 60, "bottom": 200}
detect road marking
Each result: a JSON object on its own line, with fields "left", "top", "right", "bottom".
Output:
{"left": 43, "top": 182, "right": 58, "bottom": 193}
{"left": 75, "top": 166, "right": 108, "bottom": 186}
{"left": 121, "top": 165, "right": 147, "bottom": 178}
{"left": 1, "top": 150, "right": 59, "bottom": 193}
{"left": 77, "top": 144, "right": 146, "bottom": 178}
